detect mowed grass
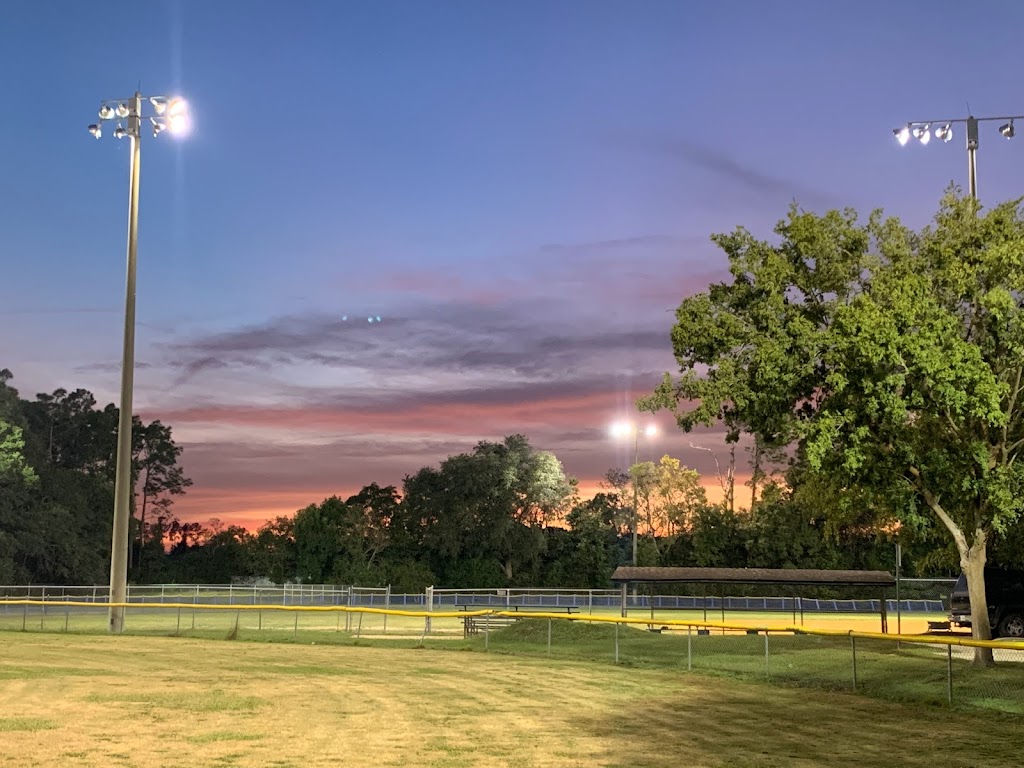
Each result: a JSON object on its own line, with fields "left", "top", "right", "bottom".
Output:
{"left": 0, "top": 631, "right": 1020, "bottom": 768}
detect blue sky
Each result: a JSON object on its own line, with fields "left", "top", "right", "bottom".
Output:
{"left": 3, "top": 0, "right": 1024, "bottom": 525}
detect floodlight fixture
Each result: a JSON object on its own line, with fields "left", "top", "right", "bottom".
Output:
{"left": 99, "top": 105, "right": 115, "bottom": 120}
{"left": 115, "top": 102, "right": 129, "bottom": 118}
{"left": 892, "top": 112, "right": 1024, "bottom": 199}
{"left": 88, "top": 124, "right": 101, "bottom": 138}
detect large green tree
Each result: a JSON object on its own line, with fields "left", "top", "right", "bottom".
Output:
{"left": 646, "top": 192, "right": 1024, "bottom": 663}
{"left": 402, "top": 435, "right": 576, "bottom": 584}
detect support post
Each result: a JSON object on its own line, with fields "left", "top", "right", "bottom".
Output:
{"left": 947, "top": 644, "right": 953, "bottom": 705}
{"left": 614, "top": 621, "right": 620, "bottom": 664}
{"left": 108, "top": 92, "right": 143, "bottom": 635}
{"left": 764, "top": 632, "right": 769, "bottom": 677}
{"left": 850, "top": 635, "right": 858, "bottom": 691}
{"left": 425, "top": 586, "right": 434, "bottom": 633}
{"left": 547, "top": 618, "right": 552, "bottom": 654}
{"left": 967, "top": 116, "right": 979, "bottom": 200}
{"left": 895, "top": 542, "right": 902, "bottom": 642}
{"left": 687, "top": 625, "right": 692, "bottom": 671}
{"left": 620, "top": 583, "right": 627, "bottom": 618}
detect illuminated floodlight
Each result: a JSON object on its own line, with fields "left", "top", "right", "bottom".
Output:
{"left": 609, "top": 422, "right": 631, "bottom": 439}
{"left": 150, "top": 97, "right": 167, "bottom": 115}
{"left": 113, "top": 124, "right": 127, "bottom": 139}
{"left": 99, "top": 105, "right": 115, "bottom": 120}
{"left": 894, "top": 126, "right": 910, "bottom": 146}
{"left": 913, "top": 125, "right": 930, "bottom": 145}
{"left": 88, "top": 124, "right": 101, "bottom": 138}
{"left": 151, "top": 118, "right": 166, "bottom": 137}
{"left": 115, "top": 103, "right": 129, "bottom": 118}
{"left": 1000, "top": 121, "right": 1015, "bottom": 139}
{"left": 935, "top": 124, "right": 952, "bottom": 142}
{"left": 167, "top": 113, "right": 191, "bottom": 136}
{"left": 644, "top": 424, "right": 658, "bottom": 438}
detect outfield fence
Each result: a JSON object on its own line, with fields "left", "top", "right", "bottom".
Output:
{"left": 0, "top": 598, "right": 1020, "bottom": 713}
{"left": 0, "top": 584, "right": 949, "bottom": 615}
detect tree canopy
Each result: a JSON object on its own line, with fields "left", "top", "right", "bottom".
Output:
{"left": 644, "top": 191, "right": 1024, "bottom": 659}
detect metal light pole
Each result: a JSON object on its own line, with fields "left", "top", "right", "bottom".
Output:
{"left": 893, "top": 114, "right": 1023, "bottom": 199}
{"left": 88, "top": 92, "right": 189, "bottom": 633}
{"left": 610, "top": 422, "right": 658, "bottom": 567}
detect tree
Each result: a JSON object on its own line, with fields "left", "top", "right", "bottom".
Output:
{"left": 401, "top": 435, "right": 576, "bottom": 584}
{"left": 133, "top": 420, "right": 192, "bottom": 571}
{"left": 645, "top": 192, "right": 1024, "bottom": 665}
{"left": 653, "top": 455, "right": 707, "bottom": 536}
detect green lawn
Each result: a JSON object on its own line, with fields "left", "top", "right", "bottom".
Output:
{"left": 1, "top": 607, "right": 1022, "bottom": 715}
{"left": 0, "top": 630, "right": 1019, "bottom": 767}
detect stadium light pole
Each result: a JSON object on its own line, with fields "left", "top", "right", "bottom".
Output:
{"left": 892, "top": 114, "right": 1024, "bottom": 199}
{"left": 88, "top": 92, "right": 190, "bottom": 634}
{"left": 610, "top": 422, "right": 658, "bottom": 567}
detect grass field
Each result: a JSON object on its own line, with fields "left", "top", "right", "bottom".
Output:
{"left": 0, "top": 630, "right": 1020, "bottom": 768}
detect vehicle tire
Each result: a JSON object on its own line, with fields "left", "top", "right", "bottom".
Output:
{"left": 997, "top": 611, "right": 1024, "bottom": 639}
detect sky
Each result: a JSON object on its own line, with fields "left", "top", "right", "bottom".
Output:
{"left": 3, "top": 1, "right": 1024, "bottom": 529}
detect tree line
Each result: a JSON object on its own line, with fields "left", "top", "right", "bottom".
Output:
{"left": 1, "top": 365, "right": 969, "bottom": 591}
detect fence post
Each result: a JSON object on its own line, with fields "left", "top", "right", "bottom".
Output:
{"left": 21, "top": 603, "right": 26, "bottom": 631}
{"left": 614, "top": 621, "right": 620, "bottom": 664}
{"left": 383, "top": 585, "right": 391, "bottom": 634}
{"left": 850, "top": 635, "right": 858, "bottom": 691}
{"left": 191, "top": 595, "right": 196, "bottom": 630}
{"left": 947, "top": 644, "right": 953, "bottom": 705}
{"left": 588, "top": 590, "right": 593, "bottom": 615}
{"left": 64, "top": 604, "right": 69, "bottom": 633}
{"left": 356, "top": 611, "right": 363, "bottom": 640}
{"left": 485, "top": 615, "right": 490, "bottom": 651}
{"left": 547, "top": 619, "right": 552, "bottom": 654}
{"left": 764, "top": 632, "right": 769, "bottom": 677}
{"left": 293, "top": 611, "right": 298, "bottom": 639}
{"left": 425, "top": 586, "right": 434, "bottom": 634}
{"left": 687, "top": 625, "right": 692, "bottom": 671}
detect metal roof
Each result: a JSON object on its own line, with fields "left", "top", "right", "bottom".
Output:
{"left": 610, "top": 567, "right": 895, "bottom": 587}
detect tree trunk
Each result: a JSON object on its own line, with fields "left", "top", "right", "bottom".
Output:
{"left": 913, "top": 475, "right": 994, "bottom": 667}
{"left": 502, "top": 559, "right": 513, "bottom": 582}
{"left": 727, "top": 445, "right": 736, "bottom": 514}
{"left": 961, "top": 535, "right": 995, "bottom": 667}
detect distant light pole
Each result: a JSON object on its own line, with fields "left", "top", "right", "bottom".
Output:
{"left": 88, "top": 92, "right": 190, "bottom": 634}
{"left": 893, "top": 114, "right": 1023, "bottom": 199}
{"left": 610, "top": 422, "right": 658, "bottom": 567}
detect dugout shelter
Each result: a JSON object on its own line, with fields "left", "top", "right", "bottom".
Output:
{"left": 610, "top": 566, "right": 897, "bottom": 632}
